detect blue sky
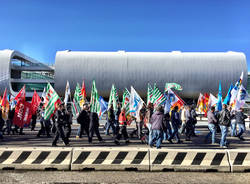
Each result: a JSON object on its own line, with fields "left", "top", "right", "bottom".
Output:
{"left": 0, "top": 0, "right": 250, "bottom": 70}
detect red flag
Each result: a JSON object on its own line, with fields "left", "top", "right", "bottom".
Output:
{"left": 13, "top": 99, "right": 32, "bottom": 127}
{"left": 31, "top": 90, "right": 41, "bottom": 115}
{"left": 14, "top": 85, "right": 26, "bottom": 102}
{"left": 81, "top": 80, "right": 87, "bottom": 99}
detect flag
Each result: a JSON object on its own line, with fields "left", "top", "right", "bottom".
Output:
{"left": 235, "top": 85, "right": 248, "bottom": 110}
{"left": 165, "top": 83, "right": 183, "bottom": 91}
{"left": 164, "top": 94, "right": 171, "bottom": 113}
{"left": 13, "top": 99, "right": 32, "bottom": 127}
{"left": 197, "top": 93, "right": 204, "bottom": 113}
{"left": 208, "top": 93, "right": 218, "bottom": 109}
{"left": 167, "top": 88, "right": 185, "bottom": 111}
{"left": 63, "top": 81, "right": 71, "bottom": 105}
{"left": 129, "top": 86, "right": 144, "bottom": 118}
{"left": 108, "top": 84, "right": 119, "bottom": 112}
{"left": 31, "top": 90, "right": 41, "bottom": 115}
{"left": 90, "top": 80, "right": 101, "bottom": 116}
{"left": 41, "top": 87, "right": 46, "bottom": 102}
{"left": 99, "top": 96, "right": 108, "bottom": 117}
{"left": 230, "top": 72, "right": 244, "bottom": 107}
{"left": 203, "top": 93, "right": 210, "bottom": 116}
{"left": 122, "top": 88, "right": 130, "bottom": 116}
{"left": 152, "top": 83, "right": 167, "bottom": 107}
{"left": 72, "top": 83, "right": 82, "bottom": 117}
{"left": 217, "top": 82, "right": 222, "bottom": 111}
{"left": 1, "top": 88, "right": 9, "bottom": 120}
{"left": 14, "top": 85, "right": 26, "bottom": 102}
{"left": 223, "top": 84, "right": 233, "bottom": 105}
{"left": 147, "top": 83, "right": 154, "bottom": 105}
{"left": 79, "top": 80, "right": 87, "bottom": 107}
{"left": 44, "top": 83, "right": 61, "bottom": 120}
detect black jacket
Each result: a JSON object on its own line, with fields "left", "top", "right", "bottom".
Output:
{"left": 89, "top": 112, "right": 99, "bottom": 128}
{"left": 235, "top": 111, "right": 248, "bottom": 124}
{"left": 77, "top": 110, "right": 90, "bottom": 125}
{"left": 219, "top": 109, "right": 231, "bottom": 126}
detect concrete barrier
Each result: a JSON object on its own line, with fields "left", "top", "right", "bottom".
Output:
{"left": 0, "top": 147, "right": 72, "bottom": 170}
{"left": 228, "top": 150, "right": 250, "bottom": 172}
{"left": 71, "top": 147, "right": 150, "bottom": 171}
{"left": 149, "top": 149, "right": 230, "bottom": 172}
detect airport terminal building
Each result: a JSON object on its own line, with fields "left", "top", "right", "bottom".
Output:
{"left": 0, "top": 49, "right": 248, "bottom": 101}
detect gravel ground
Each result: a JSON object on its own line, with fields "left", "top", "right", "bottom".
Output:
{"left": 1, "top": 171, "right": 250, "bottom": 184}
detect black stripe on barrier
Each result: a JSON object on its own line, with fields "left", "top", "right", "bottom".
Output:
{"left": 0, "top": 151, "right": 13, "bottom": 164}
{"left": 131, "top": 151, "right": 147, "bottom": 164}
{"left": 191, "top": 153, "right": 206, "bottom": 165}
{"left": 32, "top": 151, "right": 50, "bottom": 164}
{"left": 112, "top": 152, "right": 128, "bottom": 164}
{"left": 172, "top": 152, "right": 187, "bottom": 165}
{"left": 13, "top": 151, "right": 32, "bottom": 164}
{"left": 233, "top": 153, "right": 247, "bottom": 165}
{"left": 52, "top": 151, "right": 70, "bottom": 164}
{"left": 211, "top": 153, "right": 224, "bottom": 165}
{"left": 73, "top": 152, "right": 91, "bottom": 164}
{"left": 152, "top": 152, "right": 168, "bottom": 165}
{"left": 92, "top": 152, "right": 109, "bottom": 164}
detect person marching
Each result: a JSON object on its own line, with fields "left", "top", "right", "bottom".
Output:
{"left": 235, "top": 107, "right": 248, "bottom": 141}
{"left": 114, "top": 108, "right": 129, "bottom": 145}
{"left": 76, "top": 104, "right": 90, "bottom": 139}
{"left": 52, "top": 104, "right": 69, "bottom": 146}
{"left": 88, "top": 110, "right": 103, "bottom": 143}
{"left": 205, "top": 106, "right": 217, "bottom": 144}
{"left": 64, "top": 105, "right": 73, "bottom": 143}
{"left": 218, "top": 104, "right": 231, "bottom": 148}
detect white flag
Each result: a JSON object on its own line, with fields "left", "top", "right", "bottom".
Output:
{"left": 230, "top": 72, "right": 244, "bottom": 105}
{"left": 129, "top": 86, "right": 144, "bottom": 119}
{"left": 235, "top": 85, "right": 248, "bottom": 110}
{"left": 41, "top": 87, "right": 46, "bottom": 102}
{"left": 64, "top": 81, "right": 71, "bottom": 104}
{"left": 208, "top": 93, "right": 218, "bottom": 109}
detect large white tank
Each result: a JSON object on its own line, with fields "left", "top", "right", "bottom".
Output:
{"left": 54, "top": 50, "right": 247, "bottom": 99}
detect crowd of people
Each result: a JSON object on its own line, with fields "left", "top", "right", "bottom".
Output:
{"left": 0, "top": 101, "right": 249, "bottom": 148}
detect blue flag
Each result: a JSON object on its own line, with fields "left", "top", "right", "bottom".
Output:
{"left": 99, "top": 96, "right": 108, "bottom": 117}
{"left": 217, "top": 81, "right": 222, "bottom": 111}
{"left": 223, "top": 84, "right": 233, "bottom": 105}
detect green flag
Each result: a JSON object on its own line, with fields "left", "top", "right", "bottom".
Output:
{"left": 44, "top": 83, "right": 61, "bottom": 120}
{"left": 90, "top": 80, "right": 101, "bottom": 116}
{"left": 165, "top": 83, "right": 183, "bottom": 91}
{"left": 72, "top": 83, "right": 82, "bottom": 116}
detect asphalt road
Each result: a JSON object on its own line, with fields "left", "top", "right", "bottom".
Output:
{"left": 0, "top": 120, "right": 250, "bottom": 149}
{"left": 1, "top": 171, "right": 250, "bottom": 184}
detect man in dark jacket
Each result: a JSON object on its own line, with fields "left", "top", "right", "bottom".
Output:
{"left": 64, "top": 106, "right": 73, "bottom": 143}
{"left": 52, "top": 104, "right": 69, "bottom": 146}
{"left": 184, "top": 106, "right": 193, "bottom": 141}
{"left": 235, "top": 107, "right": 248, "bottom": 141}
{"left": 106, "top": 105, "right": 116, "bottom": 136}
{"left": 169, "top": 106, "right": 182, "bottom": 143}
{"left": 76, "top": 104, "right": 90, "bottom": 139}
{"left": 218, "top": 104, "right": 231, "bottom": 148}
{"left": 149, "top": 106, "right": 164, "bottom": 149}
{"left": 205, "top": 106, "right": 217, "bottom": 144}
{"left": 89, "top": 111, "right": 103, "bottom": 143}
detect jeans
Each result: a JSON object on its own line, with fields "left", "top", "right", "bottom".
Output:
{"left": 105, "top": 121, "right": 116, "bottom": 135}
{"left": 163, "top": 121, "right": 172, "bottom": 141}
{"left": 169, "top": 123, "right": 180, "bottom": 142}
{"left": 205, "top": 123, "right": 216, "bottom": 144}
{"left": 237, "top": 123, "right": 245, "bottom": 138}
{"left": 231, "top": 119, "right": 237, "bottom": 137}
{"left": 150, "top": 130, "right": 162, "bottom": 148}
{"left": 220, "top": 125, "right": 228, "bottom": 147}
